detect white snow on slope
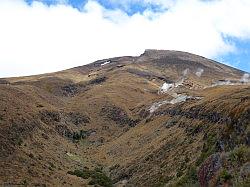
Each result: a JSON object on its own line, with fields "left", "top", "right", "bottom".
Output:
{"left": 149, "top": 95, "right": 202, "bottom": 113}
{"left": 101, "top": 60, "right": 111, "bottom": 66}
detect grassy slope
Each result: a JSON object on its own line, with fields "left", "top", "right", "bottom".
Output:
{"left": 0, "top": 51, "right": 249, "bottom": 186}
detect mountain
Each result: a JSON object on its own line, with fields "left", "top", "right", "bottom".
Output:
{"left": 0, "top": 50, "right": 249, "bottom": 187}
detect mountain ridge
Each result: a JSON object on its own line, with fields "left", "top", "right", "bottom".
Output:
{"left": 0, "top": 50, "right": 249, "bottom": 187}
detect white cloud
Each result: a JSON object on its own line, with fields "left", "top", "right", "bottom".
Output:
{"left": 0, "top": 0, "right": 250, "bottom": 77}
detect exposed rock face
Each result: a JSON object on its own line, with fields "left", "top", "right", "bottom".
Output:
{"left": 127, "top": 68, "right": 172, "bottom": 82}
{"left": 88, "top": 76, "right": 107, "bottom": 85}
{"left": 198, "top": 153, "right": 222, "bottom": 187}
{"left": 101, "top": 105, "right": 139, "bottom": 127}
{"left": 40, "top": 110, "right": 61, "bottom": 123}
{"left": 0, "top": 79, "right": 9, "bottom": 84}
{"left": 61, "top": 84, "right": 79, "bottom": 97}
{"left": 67, "top": 112, "right": 90, "bottom": 125}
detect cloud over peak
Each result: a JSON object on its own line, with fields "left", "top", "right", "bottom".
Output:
{"left": 0, "top": 0, "right": 250, "bottom": 77}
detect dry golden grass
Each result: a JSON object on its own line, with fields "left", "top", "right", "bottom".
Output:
{"left": 0, "top": 51, "right": 249, "bottom": 186}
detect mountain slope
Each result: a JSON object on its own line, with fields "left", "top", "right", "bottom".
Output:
{"left": 0, "top": 50, "right": 249, "bottom": 187}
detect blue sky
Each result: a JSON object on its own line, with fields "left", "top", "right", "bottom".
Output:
{"left": 215, "top": 38, "right": 250, "bottom": 72}
{"left": 25, "top": 0, "right": 166, "bottom": 15}
{"left": 0, "top": 0, "right": 250, "bottom": 77}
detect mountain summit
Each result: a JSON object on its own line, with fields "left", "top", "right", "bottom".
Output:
{"left": 0, "top": 50, "right": 249, "bottom": 186}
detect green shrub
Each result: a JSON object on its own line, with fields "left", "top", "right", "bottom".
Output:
{"left": 48, "top": 162, "right": 56, "bottom": 168}
{"left": 72, "top": 130, "right": 87, "bottom": 142}
{"left": 67, "top": 169, "right": 91, "bottom": 179}
{"left": 17, "top": 137, "right": 23, "bottom": 146}
{"left": 89, "top": 169, "right": 113, "bottom": 187}
{"left": 176, "top": 166, "right": 198, "bottom": 186}
{"left": 196, "top": 133, "right": 217, "bottom": 166}
{"left": 220, "top": 169, "right": 232, "bottom": 182}
{"left": 229, "top": 145, "right": 249, "bottom": 164}
{"left": 154, "top": 176, "right": 173, "bottom": 187}
{"left": 68, "top": 168, "right": 113, "bottom": 187}
{"left": 22, "top": 179, "right": 28, "bottom": 186}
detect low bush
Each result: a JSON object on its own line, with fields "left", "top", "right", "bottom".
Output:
{"left": 68, "top": 167, "right": 113, "bottom": 187}
{"left": 196, "top": 133, "right": 217, "bottom": 166}
{"left": 229, "top": 145, "right": 249, "bottom": 164}
{"left": 176, "top": 166, "right": 198, "bottom": 186}
{"left": 220, "top": 169, "right": 233, "bottom": 182}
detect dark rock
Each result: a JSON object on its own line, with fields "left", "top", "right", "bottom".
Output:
{"left": 240, "top": 163, "right": 250, "bottom": 181}
{"left": 88, "top": 76, "right": 107, "bottom": 85}
{"left": 138, "top": 108, "right": 150, "bottom": 119}
{"left": 101, "top": 105, "right": 139, "bottom": 127}
{"left": 164, "top": 120, "right": 177, "bottom": 128}
{"left": 0, "top": 79, "right": 10, "bottom": 85}
{"left": 55, "top": 124, "right": 72, "bottom": 138}
{"left": 40, "top": 110, "right": 61, "bottom": 123}
{"left": 127, "top": 68, "right": 173, "bottom": 83}
{"left": 215, "top": 140, "right": 225, "bottom": 152}
{"left": 67, "top": 112, "right": 90, "bottom": 125}
{"left": 185, "top": 124, "right": 203, "bottom": 136}
{"left": 61, "top": 84, "right": 78, "bottom": 97}
{"left": 198, "top": 153, "right": 222, "bottom": 187}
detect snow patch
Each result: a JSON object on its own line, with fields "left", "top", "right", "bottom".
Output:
{"left": 149, "top": 94, "right": 202, "bottom": 113}
{"left": 158, "top": 79, "right": 184, "bottom": 94}
{"left": 158, "top": 69, "right": 189, "bottom": 94}
{"left": 149, "top": 100, "right": 169, "bottom": 113}
{"left": 101, "top": 60, "right": 111, "bottom": 66}
{"left": 159, "top": 83, "right": 174, "bottom": 93}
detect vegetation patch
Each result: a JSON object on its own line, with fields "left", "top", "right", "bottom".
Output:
{"left": 101, "top": 105, "right": 139, "bottom": 127}
{"left": 196, "top": 132, "right": 217, "bottom": 166}
{"left": 72, "top": 130, "right": 88, "bottom": 142}
{"left": 219, "top": 169, "right": 233, "bottom": 182}
{"left": 70, "top": 129, "right": 95, "bottom": 143}
{"left": 40, "top": 110, "right": 61, "bottom": 123}
{"left": 61, "top": 84, "right": 78, "bottom": 97}
{"left": 66, "top": 152, "right": 83, "bottom": 163}
{"left": 229, "top": 145, "right": 249, "bottom": 164}
{"left": 67, "top": 112, "right": 90, "bottom": 125}
{"left": 68, "top": 167, "right": 113, "bottom": 187}
{"left": 176, "top": 166, "right": 198, "bottom": 186}
{"left": 88, "top": 76, "right": 107, "bottom": 85}
{"left": 155, "top": 176, "right": 173, "bottom": 187}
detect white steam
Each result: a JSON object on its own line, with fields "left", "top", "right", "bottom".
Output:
{"left": 240, "top": 73, "right": 249, "bottom": 83}
{"left": 158, "top": 69, "right": 190, "bottom": 94}
{"left": 213, "top": 80, "right": 232, "bottom": 86}
{"left": 195, "top": 68, "right": 204, "bottom": 77}
{"left": 182, "top": 68, "right": 190, "bottom": 77}
{"left": 209, "top": 73, "right": 250, "bottom": 88}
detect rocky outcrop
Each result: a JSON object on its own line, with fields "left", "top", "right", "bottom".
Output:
{"left": 0, "top": 79, "right": 10, "bottom": 85}
{"left": 198, "top": 153, "right": 222, "bottom": 187}
{"left": 40, "top": 110, "right": 61, "bottom": 124}
{"left": 61, "top": 84, "right": 79, "bottom": 97}
{"left": 101, "top": 105, "right": 139, "bottom": 127}
{"left": 67, "top": 112, "right": 90, "bottom": 125}
{"left": 126, "top": 68, "right": 173, "bottom": 83}
{"left": 88, "top": 76, "right": 107, "bottom": 85}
